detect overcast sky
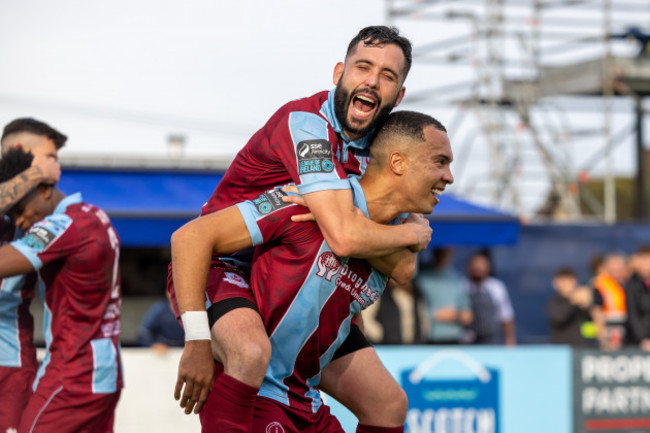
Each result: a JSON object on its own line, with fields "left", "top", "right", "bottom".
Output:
{"left": 1, "top": 1, "right": 648, "bottom": 216}
{"left": 0, "top": 1, "right": 391, "bottom": 157}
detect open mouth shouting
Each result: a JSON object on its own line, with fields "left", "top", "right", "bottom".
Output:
{"left": 350, "top": 90, "right": 379, "bottom": 120}
{"left": 432, "top": 188, "right": 443, "bottom": 204}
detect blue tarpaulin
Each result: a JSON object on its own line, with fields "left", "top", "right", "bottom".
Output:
{"left": 58, "top": 168, "right": 519, "bottom": 247}
{"left": 428, "top": 194, "right": 520, "bottom": 246}
{"left": 58, "top": 168, "right": 222, "bottom": 246}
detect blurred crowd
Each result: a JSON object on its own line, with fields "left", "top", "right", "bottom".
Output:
{"left": 362, "top": 246, "right": 650, "bottom": 351}
{"left": 546, "top": 246, "right": 650, "bottom": 351}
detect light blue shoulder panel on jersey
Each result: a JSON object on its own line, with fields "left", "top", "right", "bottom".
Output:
{"left": 10, "top": 193, "right": 82, "bottom": 270}
{"left": 289, "top": 111, "right": 351, "bottom": 196}
{"left": 0, "top": 274, "right": 27, "bottom": 366}
{"left": 11, "top": 214, "right": 73, "bottom": 270}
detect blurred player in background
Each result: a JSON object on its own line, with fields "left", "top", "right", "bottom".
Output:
{"left": 0, "top": 147, "right": 123, "bottom": 433}
{"left": 170, "top": 25, "right": 431, "bottom": 433}
{"left": 0, "top": 118, "right": 64, "bottom": 431}
{"left": 172, "top": 111, "right": 453, "bottom": 432}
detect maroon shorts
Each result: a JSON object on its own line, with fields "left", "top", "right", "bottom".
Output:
{"left": 167, "top": 260, "right": 255, "bottom": 322}
{"left": 19, "top": 384, "right": 121, "bottom": 433}
{"left": 0, "top": 366, "right": 35, "bottom": 431}
{"left": 252, "top": 396, "right": 345, "bottom": 433}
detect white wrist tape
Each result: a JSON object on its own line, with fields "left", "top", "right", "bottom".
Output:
{"left": 181, "top": 311, "right": 211, "bottom": 341}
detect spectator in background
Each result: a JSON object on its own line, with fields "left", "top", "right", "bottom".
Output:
{"left": 591, "top": 252, "right": 629, "bottom": 350}
{"left": 362, "top": 278, "right": 422, "bottom": 344}
{"left": 547, "top": 267, "right": 598, "bottom": 347}
{"left": 464, "top": 252, "right": 516, "bottom": 345}
{"left": 137, "top": 293, "right": 185, "bottom": 353}
{"left": 624, "top": 246, "right": 650, "bottom": 351}
{"left": 415, "top": 247, "right": 473, "bottom": 344}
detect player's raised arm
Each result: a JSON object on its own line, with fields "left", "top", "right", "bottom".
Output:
{"left": 364, "top": 218, "right": 425, "bottom": 285}
{"left": 0, "top": 154, "right": 60, "bottom": 215}
{"left": 302, "top": 188, "right": 431, "bottom": 259}
{"left": 171, "top": 204, "right": 253, "bottom": 414}
{"left": 282, "top": 186, "right": 421, "bottom": 284}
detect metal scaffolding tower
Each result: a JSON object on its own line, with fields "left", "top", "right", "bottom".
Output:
{"left": 387, "top": 0, "right": 650, "bottom": 222}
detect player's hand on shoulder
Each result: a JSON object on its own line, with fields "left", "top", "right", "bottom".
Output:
{"left": 175, "top": 339, "right": 215, "bottom": 414}
{"left": 282, "top": 185, "right": 316, "bottom": 222}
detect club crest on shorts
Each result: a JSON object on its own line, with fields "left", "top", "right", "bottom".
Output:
{"left": 296, "top": 139, "right": 334, "bottom": 174}
{"left": 222, "top": 272, "right": 249, "bottom": 289}
{"left": 266, "top": 422, "right": 285, "bottom": 433}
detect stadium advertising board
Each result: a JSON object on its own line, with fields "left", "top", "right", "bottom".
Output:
{"left": 574, "top": 349, "right": 650, "bottom": 433}
{"left": 400, "top": 350, "right": 500, "bottom": 433}
{"left": 326, "top": 346, "right": 572, "bottom": 433}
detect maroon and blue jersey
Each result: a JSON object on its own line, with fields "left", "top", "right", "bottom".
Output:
{"left": 201, "top": 89, "right": 372, "bottom": 216}
{"left": 166, "top": 89, "right": 374, "bottom": 307}
{"left": 11, "top": 193, "right": 123, "bottom": 395}
{"left": 237, "top": 178, "right": 391, "bottom": 413}
{"left": 0, "top": 216, "right": 37, "bottom": 371}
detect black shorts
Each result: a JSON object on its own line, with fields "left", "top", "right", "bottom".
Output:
{"left": 207, "top": 297, "right": 259, "bottom": 328}
{"left": 332, "top": 323, "right": 372, "bottom": 360}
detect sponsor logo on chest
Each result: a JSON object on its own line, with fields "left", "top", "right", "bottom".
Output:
{"left": 314, "top": 251, "right": 378, "bottom": 309}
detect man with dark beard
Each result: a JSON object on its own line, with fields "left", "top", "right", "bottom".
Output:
{"left": 170, "top": 26, "right": 430, "bottom": 433}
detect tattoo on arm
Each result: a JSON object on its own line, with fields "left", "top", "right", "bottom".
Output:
{"left": 0, "top": 167, "right": 42, "bottom": 215}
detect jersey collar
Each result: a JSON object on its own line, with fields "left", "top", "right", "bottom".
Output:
{"left": 350, "top": 177, "right": 407, "bottom": 225}
{"left": 321, "top": 89, "right": 374, "bottom": 162}
{"left": 54, "top": 192, "right": 83, "bottom": 214}
{"left": 349, "top": 177, "right": 370, "bottom": 218}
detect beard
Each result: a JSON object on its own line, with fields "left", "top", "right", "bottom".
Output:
{"left": 333, "top": 82, "right": 396, "bottom": 139}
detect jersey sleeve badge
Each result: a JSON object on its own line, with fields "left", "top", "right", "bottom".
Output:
{"left": 296, "top": 139, "right": 334, "bottom": 174}
{"left": 253, "top": 188, "right": 294, "bottom": 215}
{"left": 21, "top": 223, "right": 58, "bottom": 252}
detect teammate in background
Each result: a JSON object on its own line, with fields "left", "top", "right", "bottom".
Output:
{"left": 171, "top": 26, "right": 430, "bottom": 432}
{"left": 0, "top": 118, "right": 65, "bottom": 431}
{"left": 0, "top": 118, "right": 62, "bottom": 215}
{"left": 172, "top": 111, "right": 453, "bottom": 432}
{"left": 0, "top": 147, "right": 123, "bottom": 432}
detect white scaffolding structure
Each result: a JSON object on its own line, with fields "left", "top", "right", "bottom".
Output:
{"left": 387, "top": 0, "right": 650, "bottom": 222}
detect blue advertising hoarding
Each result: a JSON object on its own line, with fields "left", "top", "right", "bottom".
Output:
{"left": 324, "top": 346, "right": 572, "bottom": 433}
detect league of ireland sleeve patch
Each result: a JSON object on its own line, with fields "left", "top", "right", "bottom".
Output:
{"left": 21, "top": 222, "right": 58, "bottom": 252}
{"left": 252, "top": 188, "right": 293, "bottom": 215}
{"left": 296, "top": 139, "right": 334, "bottom": 174}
